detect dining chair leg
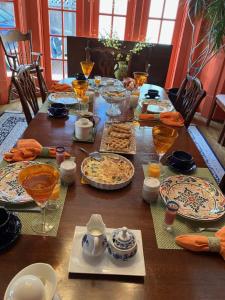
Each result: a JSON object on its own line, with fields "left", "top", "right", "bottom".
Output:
{"left": 206, "top": 98, "right": 217, "bottom": 126}
{"left": 218, "top": 121, "right": 225, "bottom": 144}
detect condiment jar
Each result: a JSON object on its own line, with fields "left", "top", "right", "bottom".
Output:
{"left": 75, "top": 118, "right": 93, "bottom": 140}
{"left": 107, "top": 227, "right": 137, "bottom": 261}
{"left": 142, "top": 177, "right": 160, "bottom": 203}
{"left": 59, "top": 160, "right": 76, "bottom": 185}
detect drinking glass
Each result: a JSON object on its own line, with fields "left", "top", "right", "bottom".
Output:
{"left": 94, "top": 76, "right": 101, "bottom": 88}
{"left": 164, "top": 200, "right": 179, "bottom": 232}
{"left": 133, "top": 72, "right": 148, "bottom": 88}
{"left": 72, "top": 79, "right": 89, "bottom": 110}
{"left": 152, "top": 125, "right": 178, "bottom": 161}
{"left": 80, "top": 61, "right": 95, "bottom": 79}
{"left": 18, "top": 164, "right": 59, "bottom": 234}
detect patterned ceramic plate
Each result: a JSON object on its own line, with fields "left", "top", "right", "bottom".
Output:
{"left": 0, "top": 161, "right": 40, "bottom": 204}
{"left": 48, "top": 92, "right": 78, "bottom": 105}
{"left": 140, "top": 99, "right": 174, "bottom": 113}
{"left": 160, "top": 175, "right": 225, "bottom": 221}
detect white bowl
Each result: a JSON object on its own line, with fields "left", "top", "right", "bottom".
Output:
{"left": 4, "top": 263, "right": 57, "bottom": 300}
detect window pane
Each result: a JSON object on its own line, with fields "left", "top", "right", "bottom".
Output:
{"left": 64, "top": 38, "right": 67, "bottom": 59}
{"left": 49, "top": 10, "right": 62, "bottom": 35}
{"left": 99, "top": 0, "right": 113, "bottom": 14}
{"left": 99, "top": 15, "right": 112, "bottom": 37}
{"left": 146, "top": 20, "right": 160, "bottom": 43}
{"left": 149, "top": 0, "right": 164, "bottom": 18}
{"left": 63, "top": 0, "right": 76, "bottom": 10}
{"left": 64, "top": 61, "right": 68, "bottom": 78}
{"left": 163, "top": 0, "right": 179, "bottom": 19}
{"left": 114, "top": 0, "right": 128, "bottom": 15}
{"left": 52, "top": 60, "right": 63, "bottom": 80}
{"left": 63, "top": 12, "right": 76, "bottom": 36}
{"left": 50, "top": 36, "right": 62, "bottom": 58}
{"left": 0, "top": 2, "right": 15, "bottom": 28}
{"left": 113, "top": 17, "right": 125, "bottom": 40}
{"left": 159, "top": 21, "right": 175, "bottom": 44}
{"left": 48, "top": 0, "right": 62, "bottom": 9}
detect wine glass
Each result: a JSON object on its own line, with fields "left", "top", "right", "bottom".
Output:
{"left": 72, "top": 79, "right": 89, "bottom": 111}
{"left": 152, "top": 125, "right": 178, "bottom": 162}
{"left": 133, "top": 72, "right": 148, "bottom": 89}
{"left": 18, "top": 164, "right": 59, "bottom": 234}
{"left": 80, "top": 61, "right": 95, "bottom": 79}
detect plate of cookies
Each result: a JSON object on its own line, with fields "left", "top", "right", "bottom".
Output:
{"left": 99, "top": 123, "right": 136, "bottom": 155}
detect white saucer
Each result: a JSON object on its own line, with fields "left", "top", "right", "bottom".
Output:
{"left": 68, "top": 226, "right": 146, "bottom": 277}
{"left": 4, "top": 263, "right": 57, "bottom": 300}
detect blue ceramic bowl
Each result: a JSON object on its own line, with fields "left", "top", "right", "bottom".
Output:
{"left": 169, "top": 151, "right": 194, "bottom": 170}
{"left": 49, "top": 103, "right": 67, "bottom": 116}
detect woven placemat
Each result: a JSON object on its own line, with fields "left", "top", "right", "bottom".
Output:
{"left": 143, "top": 165, "right": 225, "bottom": 250}
{"left": 39, "top": 99, "right": 93, "bottom": 115}
{"left": 0, "top": 158, "right": 69, "bottom": 237}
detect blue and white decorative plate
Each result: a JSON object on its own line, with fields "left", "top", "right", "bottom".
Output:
{"left": 160, "top": 175, "right": 225, "bottom": 221}
{"left": 48, "top": 92, "right": 78, "bottom": 105}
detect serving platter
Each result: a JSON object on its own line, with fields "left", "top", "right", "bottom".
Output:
{"left": 99, "top": 123, "right": 136, "bottom": 155}
{"left": 81, "top": 153, "right": 134, "bottom": 190}
{"left": 48, "top": 92, "right": 78, "bottom": 105}
{"left": 160, "top": 175, "right": 225, "bottom": 221}
{"left": 68, "top": 226, "right": 146, "bottom": 277}
{"left": 140, "top": 99, "right": 173, "bottom": 113}
{"left": 0, "top": 161, "right": 40, "bottom": 204}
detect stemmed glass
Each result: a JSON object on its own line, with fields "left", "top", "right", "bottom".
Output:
{"left": 72, "top": 79, "right": 89, "bottom": 111}
{"left": 133, "top": 72, "right": 148, "bottom": 89}
{"left": 152, "top": 125, "right": 178, "bottom": 162}
{"left": 80, "top": 61, "right": 95, "bottom": 79}
{"left": 18, "top": 164, "right": 59, "bottom": 234}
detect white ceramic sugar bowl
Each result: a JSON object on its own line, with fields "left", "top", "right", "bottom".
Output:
{"left": 75, "top": 118, "right": 93, "bottom": 140}
{"left": 108, "top": 227, "right": 137, "bottom": 261}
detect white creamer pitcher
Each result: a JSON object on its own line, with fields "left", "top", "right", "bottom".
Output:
{"left": 82, "top": 214, "right": 107, "bottom": 256}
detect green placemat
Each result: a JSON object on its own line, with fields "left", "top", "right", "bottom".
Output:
{"left": 143, "top": 165, "right": 225, "bottom": 250}
{"left": 39, "top": 99, "right": 93, "bottom": 115}
{"left": 0, "top": 158, "right": 69, "bottom": 237}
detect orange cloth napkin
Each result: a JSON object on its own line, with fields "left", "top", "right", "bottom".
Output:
{"left": 175, "top": 226, "right": 225, "bottom": 259}
{"left": 139, "top": 112, "right": 184, "bottom": 127}
{"left": 50, "top": 82, "right": 73, "bottom": 92}
{"left": 3, "top": 139, "right": 70, "bottom": 162}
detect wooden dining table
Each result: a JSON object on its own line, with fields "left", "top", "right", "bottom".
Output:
{"left": 0, "top": 84, "right": 224, "bottom": 300}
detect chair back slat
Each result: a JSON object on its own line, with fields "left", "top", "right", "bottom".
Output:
{"left": 174, "top": 74, "right": 206, "bottom": 127}
{"left": 12, "top": 68, "right": 39, "bottom": 124}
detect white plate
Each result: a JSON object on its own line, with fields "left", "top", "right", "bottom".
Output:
{"left": 68, "top": 226, "right": 146, "bottom": 277}
{"left": 48, "top": 92, "right": 78, "bottom": 105}
{"left": 4, "top": 263, "right": 57, "bottom": 300}
{"left": 140, "top": 99, "right": 174, "bottom": 113}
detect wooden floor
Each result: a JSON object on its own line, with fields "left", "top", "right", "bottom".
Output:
{"left": 1, "top": 100, "right": 225, "bottom": 167}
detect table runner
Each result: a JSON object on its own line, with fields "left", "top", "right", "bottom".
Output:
{"left": 142, "top": 165, "right": 225, "bottom": 250}
{"left": 0, "top": 158, "right": 69, "bottom": 237}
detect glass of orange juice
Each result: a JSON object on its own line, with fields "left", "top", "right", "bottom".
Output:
{"left": 18, "top": 164, "right": 59, "bottom": 234}
{"left": 94, "top": 76, "right": 101, "bottom": 89}
{"left": 147, "top": 154, "right": 161, "bottom": 178}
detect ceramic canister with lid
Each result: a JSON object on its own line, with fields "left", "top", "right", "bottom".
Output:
{"left": 75, "top": 118, "right": 93, "bottom": 140}
{"left": 142, "top": 177, "right": 160, "bottom": 203}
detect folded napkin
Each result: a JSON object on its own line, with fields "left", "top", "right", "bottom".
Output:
{"left": 139, "top": 112, "right": 184, "bottom": 127}
{"left": 175, "top": 227, "right": 225, "bottom": 259}
{"left": 4, "top": 139, "right": 70, "bottom": 162}
{"left": 50, "top": 82, "right": 73, "bottom": 92}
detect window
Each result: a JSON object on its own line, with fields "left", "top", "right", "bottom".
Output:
{"left": 146, "top": 0, "right": 179, "bottom": 44}
{"left": 48, "top": 0, "right": 77, "bottom": 80}
{"left": 0, "top": 0, "right": 16, "bottom": 76}
{"left": 98, "top": 0, "right": 128, "bottom": 40}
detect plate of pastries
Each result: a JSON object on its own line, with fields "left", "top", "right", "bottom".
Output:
{"left": 100, "top": 123, "right": 136, "bottom": 154}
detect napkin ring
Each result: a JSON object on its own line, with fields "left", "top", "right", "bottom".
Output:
{"left": 208, "top": 237, "right": 220, "bottom": 253}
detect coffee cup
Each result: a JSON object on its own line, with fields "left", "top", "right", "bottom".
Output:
{"left": 49, "top": 103, "right": 67, "bottom": 116}
{"left": 170, "top": 151, "right": 194, "bottom": 169}
{"left": 0, "top": 207, "right": 10, "bottom": 234}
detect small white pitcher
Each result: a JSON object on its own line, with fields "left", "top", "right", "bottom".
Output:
{"left": 82, "top": 214, "right": 107, "bottom": 256}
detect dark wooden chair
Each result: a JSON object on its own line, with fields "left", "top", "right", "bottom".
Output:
{"left": 12, "top": 68, "right": 39, "bottom": 124}
{"left": 174, "top": 74, "right": 206, "bottom": 127}
{"left": 219, "top": 174, "right": 225, "bottom": 194}
{"left": 0, "top": 29, "right": 47, "bottom": 103}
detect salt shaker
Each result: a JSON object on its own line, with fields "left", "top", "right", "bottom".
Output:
{"left": 56, "top": 146, "right": 65, "bottom": 166}
{"left": 142, "top": 177, "right": 160, "bottom": 204}
{"left": 60, "top": 160, "right": 76, "bottom": 185}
